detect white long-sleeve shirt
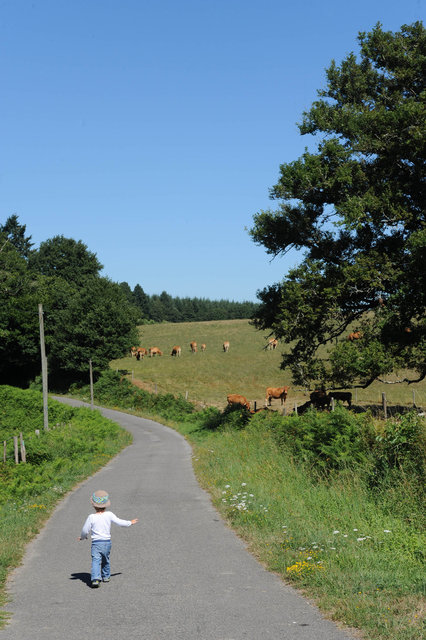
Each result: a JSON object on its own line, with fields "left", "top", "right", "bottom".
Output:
{"left": 80, "top": 510, "right": 132, "bottom": 541}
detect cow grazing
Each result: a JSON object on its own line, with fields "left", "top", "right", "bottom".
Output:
{"left": 265, "top": 386, "right": 289, "bottom": 406}
{"left": 267, "top": 338, "right": 278, "bottom": 350}
{"left": 347, "top": 331, "right": 363, "bottom": 341}
{"left": 328, "top": 391, "right": 352, "bottom": 407}
{"left": 310, "top": 389, "right": 331, "bottom": 409}
{"left": 223, "top": 341, "right": 230, "bottom": 352}
{"left": 190, "top": 341, "right": 197, "bottom": 353}
{"left": 171, "top": 346, "right": 181, "bottom": 357}
{"left": 130, "top": 347, "right": 137, "bottom": 357}
{"left": 149, "top": 347, "right": 163, "bottom": 357}
{"left": 201, "top": 343, "right": 206, "bottom": 352}
{"left": 227, "top": 394, "right": 250, "bottom": 411}
{"left": 136, "top": 347, "right": 147, "bottom": 358}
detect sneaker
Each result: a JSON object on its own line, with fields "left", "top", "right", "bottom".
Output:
{"left": 91, "top": 580, "right": 101, "bottom": 588}
{"left": 102, "top": 577, "right": 110, "bottom": 583}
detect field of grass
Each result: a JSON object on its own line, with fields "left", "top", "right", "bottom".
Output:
{"left": 111, "top": 319, "right": 426, "bottom": 411}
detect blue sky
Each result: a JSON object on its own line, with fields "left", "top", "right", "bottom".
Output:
{"left": 1, "top": 1, "right": 424, "bottom": 301}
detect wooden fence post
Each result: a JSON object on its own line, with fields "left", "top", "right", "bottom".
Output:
{"left": 3, "top": 441, "right": 6, "bottom": 463}
{"left": 13, "top": 436, "right": 19, "bottom": 464}
{"left": 331, "top": 397, "right": 335, "bottom": 411}
{"left": 20, "top": 432, "right": 26, "bottom": 463}
{"left": 294, "top": 402, "right": 298, "bottom": 415}
{"left": 382, "top": 392, "right": 387, "bottom": 419}
{"left": 35, "top": 429, "right": 40, "bottom": 437}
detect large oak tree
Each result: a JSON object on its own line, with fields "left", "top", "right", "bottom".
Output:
{"left": 250, "top": 22, "right": 425, "bottom": 388}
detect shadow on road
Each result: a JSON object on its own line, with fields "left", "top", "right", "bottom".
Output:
{"left": 70, "top": 572, "right": 122, "bottom": 587}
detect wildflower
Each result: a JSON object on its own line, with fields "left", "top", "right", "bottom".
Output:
{"left": 383, "top": 530, "right": 391, "bottom": 533}
{"left": 357, "top": 537, "right": 367, "bottom": 542}
{"left": 333, "top": 530, "right": 339, "bottom": 534}
{"left": 225, "top": 484, "right": 230, "bottom": 488}
{"left": 241, "top": 482, "right": 247, "bottom": 486}
{"left": 353, "top": 528, "right": 358, "bottom": 531}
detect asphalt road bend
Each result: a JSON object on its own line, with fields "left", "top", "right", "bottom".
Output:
{"left": 2, "top": 399, "right": 354, "bottom": 640}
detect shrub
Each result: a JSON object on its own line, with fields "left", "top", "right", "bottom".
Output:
{"left": 251, "top": 406, "right": 375, "bottom": 470}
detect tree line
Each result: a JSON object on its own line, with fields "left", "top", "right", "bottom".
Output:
{"left": 117, "top": 283, "right": 258, "bottom": 324}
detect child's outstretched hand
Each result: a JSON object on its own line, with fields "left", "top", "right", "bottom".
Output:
{"left": 131, "top": 519, "right": 139, "bottom": 525}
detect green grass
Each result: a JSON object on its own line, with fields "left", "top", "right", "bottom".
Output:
{"left": 111, "top": 319, "right": 426, "bottom": 411}
{"left": 184, "top": 417, "right": 425, "bottom": 640}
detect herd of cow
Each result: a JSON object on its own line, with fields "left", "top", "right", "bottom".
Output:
{"left": 130, "top": 337, "right": 353, "bottom": 413}
{"left": 130, "top": 340, "right": 230, "bottom": 359}
{"left": 226, "top": 387, "right": 352, "bottom": 414}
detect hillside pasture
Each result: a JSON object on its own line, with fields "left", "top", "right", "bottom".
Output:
{"left": 110, "top": 319, "right": 426, "bottom": 412}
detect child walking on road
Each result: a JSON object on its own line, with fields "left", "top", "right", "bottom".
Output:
{"left": 78, "top": 490, "right": 138, "bottom": 588}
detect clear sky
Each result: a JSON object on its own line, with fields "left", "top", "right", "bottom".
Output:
{"left": 1, "top": 1, "right": 424, "bottom": 301}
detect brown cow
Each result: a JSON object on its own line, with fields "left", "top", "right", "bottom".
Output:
{"left": 201, "top": 343, "right": 206, "bottom": 352}
{"left": 130, "top": 346, "right": 138, "bottom": 357}
{"left": 347, "top": 331, "right": 363, "bottom": 341}
{"left": 223, "top": 341, "right": 230, "bottom": 352}
{"left": 136, "top": 347, "right": 147, "bottom": 359}
{"left": 190, "top": 341, "right": 197, "bottom": 353}
{"left": 171, "top": 346, "right": 181, "bottom": 357}
{"left": 265, "top": 386, "right": 289, "bottom": 406}
{"left": 227, "top": 394, "right": 250, "bottom": 411}
{"left": 149, "top": 347, "right": 163, "bottom": 357}
{"left": 267, "top": 338, "right": 278, "bottom": 350}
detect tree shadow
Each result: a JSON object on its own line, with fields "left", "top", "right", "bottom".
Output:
{"left": 70, "top": 572, "right": 122, "bottom": 587}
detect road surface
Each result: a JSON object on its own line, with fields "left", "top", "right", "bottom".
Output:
{"left": 2, "top": 399, "right": 353, "bottom": 639}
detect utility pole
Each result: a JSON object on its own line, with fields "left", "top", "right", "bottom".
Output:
{"left": 38, "top": 304, "right": 49, "bottom": 430}
{"left": 89, "top": 359, "right": 94, "bottom": 410}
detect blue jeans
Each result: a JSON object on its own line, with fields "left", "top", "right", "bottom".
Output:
{"left": 91, "top": 540, "right": 112, "bottom": 581}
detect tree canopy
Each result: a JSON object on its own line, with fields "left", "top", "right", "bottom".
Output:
{"left": 250, "top": 22, "right": 426, "bottom": 389}
{"left": 0, "top": 218, "right": 138, "bottom": 388}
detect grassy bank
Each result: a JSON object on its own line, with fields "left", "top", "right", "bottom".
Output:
{"left": 0, "top": 386, "right": 132, "bottom": 625}
{"left": 71, "top": 371, "right": 425, "bottom": 640}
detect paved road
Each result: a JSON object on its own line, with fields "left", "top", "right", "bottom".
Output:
{"left": 2, "top": 400, "right": 353, "bottom": 639}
